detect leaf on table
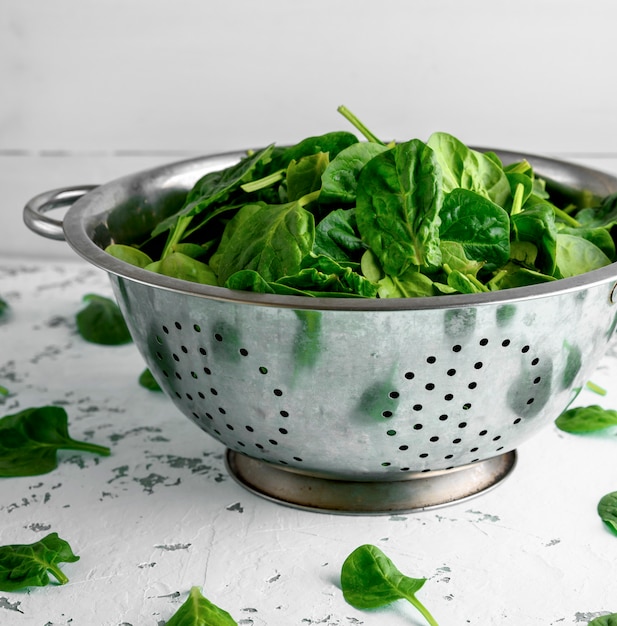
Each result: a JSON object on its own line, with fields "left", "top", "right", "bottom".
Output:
{"left": 0, "top": 405, "right": 110, "bottom": 477}
{"left": 598, "top": 491, "right": 617, "bottom": 536}
{"left": 0, "top": 532, "right": 79, "bottom": 591}
{"left": 76, "top": 293, "right": 132, "bottom": 345}
{"left": 165, "top": 586, "right": 238, "bottom": 626}
{"left": 555, "top": 405, "right": 617, "bottom": 434}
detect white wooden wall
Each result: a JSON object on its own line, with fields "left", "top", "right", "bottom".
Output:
{"left": 2, "top": 0, "right": 617, "bottom": 259}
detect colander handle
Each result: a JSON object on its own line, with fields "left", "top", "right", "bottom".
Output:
{"left": 23, "top": 185, "right": 98, "bottom": 241}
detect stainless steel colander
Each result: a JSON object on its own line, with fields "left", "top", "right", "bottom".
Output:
{"left": 23, "top": 148, "right": 617, "bottom": 514}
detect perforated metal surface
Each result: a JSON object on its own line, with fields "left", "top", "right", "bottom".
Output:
{"left": 111, "top": 275, "right": 617, "bottom": 480}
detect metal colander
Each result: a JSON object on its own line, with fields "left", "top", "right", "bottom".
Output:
{"left": 24, "top": 148, "right": 617, "bottom": 514}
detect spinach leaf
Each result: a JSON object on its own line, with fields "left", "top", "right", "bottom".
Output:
{"left": 105, "top": 244, "right": 153, "bottom": 268}
{"left": 0, "top": 532, "right": 79, "bottom": 591}
{"left": 589, "top": 614, "right": 617, "bottom": 625}
{"left": 320, "top": 141, "right": 389, "bottom": 204}
{"left": 0, "top": 406, "right": 110, "bottom": 477}
{"left": 558, "top": 225, "right": 616, "bottom": 261}
{"left": 165, "top": 586, "right": 237, "bottom": 626}
{"left": 356, "top": 139, "right": 443, "bottom": 273}
{"left": 0, "top": 386, "right": 8, "bottom": 397}
{"left": 152, "top": 144, "right": 275, "bottom": 245}
{"left": 439, "top": 188, "right": 510, "bottom": 272}
{"left": 76, "top": 293, "right": 132, "bottom": 345}
{"left": 597, "top": 491, "right": 617, "bottom": 536}
{"left": 270, "top": 131, "right": 358, "bottom": 171}
{"left": 341, "top": 544, "right": 439, "bottom": 626}
{"left": 510, "top": 201, "right": 558, "bottom": 275}
{"left": 139, "top": 368, "right": 162, "bottom": 392}
{"left": 555, "top": 405, "right": 617, "bottom": 434}
{"left": 151, "top": 252, "right": 218, "bottom": 286}
{"left": 313, "top": 208, "right": 364, "bottom": 262}
{"left": 286, "top": 152, "right": 329, "bottom": 202}
{"left": 214, "top": 197, "right": 316, "bottom": 285}
{"left": 555, "top": 233, "right": 612, "bottom": 278}
{"left": 427, "top": 131, "right": 511, "bottom": 206}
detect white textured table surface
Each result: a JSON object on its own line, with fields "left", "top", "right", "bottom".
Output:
{"left": 0, "top": 257, "right": 616, "bottom": 626}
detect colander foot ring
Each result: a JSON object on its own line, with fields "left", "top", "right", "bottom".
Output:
{"left": 224, "top": 450, "right": 517, "bottom": 515}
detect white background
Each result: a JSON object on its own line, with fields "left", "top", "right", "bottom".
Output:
{"left": 2, "top": 0, "right": 617, "bottom": 257}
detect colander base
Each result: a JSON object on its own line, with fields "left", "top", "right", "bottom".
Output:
{"left": 225, "top": 449, "right": 517, "bottom": 515}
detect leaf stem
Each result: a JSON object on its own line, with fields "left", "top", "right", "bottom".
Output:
{"left": 66, "top": 439, "right": 111, "bottom": 457}
{"left": 48, "top": 564, "right": 69, "bottom": 585}
{"left": 337, "top": 105, "right": 385, "bottom": 145}
{"left": 241, "top": 169, "right": 285, "bottom": 193}
{"left": 407, "top": 594, "right": 440, "bottom": 626}
{"left": 553, "top": 205, "right": 581, "bottom": 227}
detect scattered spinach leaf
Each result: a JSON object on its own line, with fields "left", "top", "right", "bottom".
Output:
{"left": 0, "top": 405, "right": 110, "bottom": 477}
{"left": 0, "top": 296, "right": 8, "bottom": 317}
{"left": 165, "top": 586, "right": 237, "bottom": 626}
{"left": 0, "top": 386, "right": 8, "bottom": 397}
{"left": 76, "top": 293, "right": 132, "bottom": 345}
{"left": 341, "top": 544, "right": 439, "bottom": 626}
{"left": 598, "top": 491, "right": 617, "bottom": 536}
{"left": 139, "top": 368, "right": 162, "bottom": 392}
{"left": 0, "top": 532, "right": 79, "bottom": 591}
{"left": 555, "top": 405, "right": 617, "bottom": 434}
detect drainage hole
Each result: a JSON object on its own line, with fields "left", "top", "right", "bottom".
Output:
{"left": 193, "top": 324, "right": 201, "bottom": 332}
{"left": 389, "top": 391, "right": 400, "bottom": 399}
{"left": 526, "top": 398, "right": 535, "bottom": 405}
{"left": 279, "top": 428, "right": 288, "bottom": 435}
{"left": 479, "top": 338, "right": 489, "bottom": 346}
{"left": 175, "top": 372, "right": 182, "bottom": 380}
{"left": 273, "top": 388, "right": 283, "bottom": 397}
{"left": 186, "top": 393, "right": 193, "bottom": 401}
{"left": 531, "top": 357, "right": 539, "bottom": 366}
{"left": 444, "top": 454, "right": 454, "bottom": 460}
{"left": 479, "top": 429, "right": 488, "bottom": 436}
{"left": 155, "top": 335, "right": 163, "bottom": 344}
{"left": 493, "top": 435, "right": 502, "bottom": 441}
{"left": 203, "top": 367, "right": 211, "bottom": 375}
{"left": 452, "top": 438, "right": 462, "bottom": 444}
{"left": 502, "top": 339, "right": 511, "bottom": 347}
{"left": 430, "top": 436, "right": 439, "bottom": 442}
{"left": 452, "top": 344, "right": 462, "bottom": 352}
{"left": 382, "top": 410, "right": 393, "bottom": 418}
{"left": 425, "top": 383, "right": 435, "bottom": 390}
{"left": 468, "top": 382, "right": 477, "bottom": 390}
{"left": 381, "top": 462, "right": 391, "bottom": 467}
{"left": 462, "top": 403, "right": 472, "bottom": 410}
{"left": 413, "top": 404, "right": 423, "bottom": 412}
{"left": 245, "top": 425, "right": 254, "bottom": 432}
{"left": 474, "top": 361, "right": 483, "bottom": 370}
{"left": 172, "top": 354, "right": 180, "bottom": 362}
{"left": 210, "top": 387, "right": 218, "bottom": 395}
{"left": 470, "top": 447, "right": 478, "bottom": 453}
{"left": 458, "top": 422, "right": 467, "bottom": 428}
{"left": 399, "top": 445, "right": 409, "bottom": 451}
{"left": 175, "top": 322, "right": 182, "bottom": 330}
{"left": 444, "top": 393, "right": 454, "bottom": 401}
{"left": 191, "top": 371, "right": 198, "bottom": 379}
{"left": 255, "top": 443, "right": 264, "bottom": 450}
{"left": 181, "top": 345, "right": 188, "bottom": 354}
{"left": 513, "top": 418, "right": 522, "bottom": 425}
{"left": 404, "top": 371, "right": 415, "bottom": 380}
{"left": 198, "top": 392, "right": 205, "bottom": 399}
{"left": 533, "top": 376, "right": 541, "bottom": 384}
{"left": 427, "top": 356, "right": 437, "bottom": 364}
{"left": 293, "top": 456, "right": 303, "bottom": 462}
{"left": 205, "top": 413, "right": 213, "bottom": 420}
{"left": 226, "top": 424, "right": 234, "bottom": 431}
{"left": 419, "top": 453, "right": 429, "bottom": 458}
{"left": 162, "top": 325, "right": 169, "bottom": 334}
{"left": 447, "top": 369, "right": 456, "bottom": 376}
{"left": 239, "top": 348, "right": 249, "bottom": 356}
{"left": 269, "top": 439, "right": 278, "bottom": 446}
{"left": 386, "top": 429, "right": 397, "bottom": 436}
{"left": 215, "top": 333, "right": 223, "bottom": 342}
{"left": 400, "top": 467, "right": 410, "bottom": 471}
{"left": 521, "top": 345, "right": 530, "bottom": 353}
{"left": 218, "top": 407, "right": 226, "bottom": 415}
{"left": 439, "top": 414, "right": 448, "bottom": 421}
{"left": 156, "top": 351, "right": 163, "bottom": 360}
{"left": 200, "top": 347, "right": 207, "bottom": 356}
{"left": 280, "top": 410, "right": 289, "bottom": 417}
{"left": 413, "top": 423, "right": 423, "bottom": 430}
{"left": 237, "top": 441, "right": 246, "bottom": 447}
{"left": 259, "top": 366, "right": 268, "bottom": 375}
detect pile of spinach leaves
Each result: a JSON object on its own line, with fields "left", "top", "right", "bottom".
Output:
{"left": 105, "top": 106, "right": 617, "bottom": 298}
